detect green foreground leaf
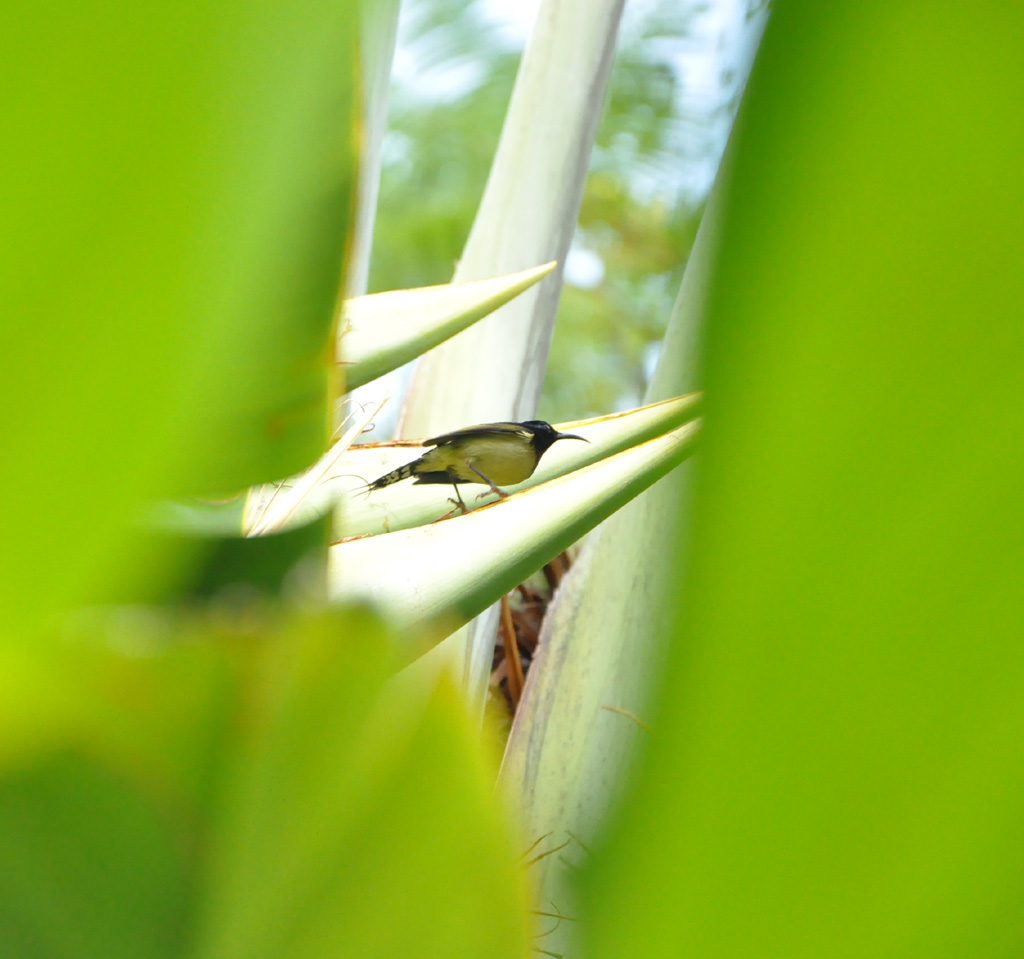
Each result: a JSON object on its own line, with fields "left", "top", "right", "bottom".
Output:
{"left": 581, "top": 3, "right": 1024, "bottom": 957}
{"left": 0, "top": 1, "right": 358, "bottom": 634}
{"left": 0, "top": 611, "right": 528, "bottom": 959}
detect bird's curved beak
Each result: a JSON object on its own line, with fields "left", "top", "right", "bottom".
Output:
{"left": 555, "top": 431, "right": 589, "bottom": 443}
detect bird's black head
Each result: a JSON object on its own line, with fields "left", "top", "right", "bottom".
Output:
{"left": 521, "top": 419, "right": 589, "bottom": 456}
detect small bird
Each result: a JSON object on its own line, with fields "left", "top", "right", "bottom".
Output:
{"left": 367, "top": 419, "right": 588, "bottom": 512}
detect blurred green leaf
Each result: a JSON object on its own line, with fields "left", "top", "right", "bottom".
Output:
{"left": 582, "top": 2, "right": 1024, "bottom": 957}
{"left": 193, "top": 613, "right": 527, "bottom": 959}
{"left": 0, "top": 755, "right": 188, "bottom": 959}
{"left": 0, "top": 629, "right": 237, "bottom": 959}
{"left": 0, "top": 1, "right": 358, "bottom": 633}
{"left": 144, "top": 498, "right": 248, "bottom": 539}
{"left": 1, "top": 608, "right": 529, "bottom": 959}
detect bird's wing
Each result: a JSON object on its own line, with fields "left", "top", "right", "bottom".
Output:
{"left": 425, "top": 422, "right": 527, "bottom": 448}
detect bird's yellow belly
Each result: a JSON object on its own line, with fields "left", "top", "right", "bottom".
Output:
{"left": 425, "top": 437, "right": 538, "bottom": 485}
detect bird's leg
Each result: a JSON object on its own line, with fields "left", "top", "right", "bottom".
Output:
{"left": 468, "top": 463, "right": 508, "bottom": 501}
{"left": 446, "top": 480, "right": 469, "bottom": 515}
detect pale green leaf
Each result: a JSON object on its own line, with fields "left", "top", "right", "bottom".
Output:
{"left": 341, "top": 262, "right": 557, "bottom": 390}
{"left": 244, "top": 396, "right": 386, "bottom": 537}
{"left": 237, "top": 394, "right": 699, "bottom": 539}
{"left": 495, "top": 188, "right": 719, "bottom": 955}
{"left": 328, "top": 420, "right": 700, "bottom": 643}
{"left": 395, "top": 0, "right": 628, "bottom": 707}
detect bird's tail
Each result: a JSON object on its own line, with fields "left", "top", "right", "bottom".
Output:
{"left": 367, "top": 457, "right": 423, "bottom": 491}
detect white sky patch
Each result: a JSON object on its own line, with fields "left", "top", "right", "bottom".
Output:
{"left": 478, "top": 0, "right": 543, "bottom": 46}
{"left": 565, "top": 246, "right": 606, "bottom": 290}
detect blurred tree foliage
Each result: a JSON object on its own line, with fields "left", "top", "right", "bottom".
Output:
{"left": 369, "top": 0, "right": 714, "bottom": 422}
